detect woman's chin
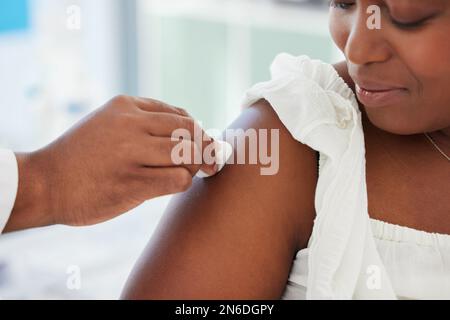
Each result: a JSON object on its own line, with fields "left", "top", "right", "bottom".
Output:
{"left": 362, "top": 107, "right": 426, "bottom": 136}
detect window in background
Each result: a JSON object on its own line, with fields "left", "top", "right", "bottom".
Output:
{"left": 0, "top": 0, "right": 29, "bottom": 33}
{"left": 0, "top": 0, "right": 34, "bottom": 149}
{"left": 137, "top": 0, "right": 342, "bottom": 131}
{"left": 0, "top": 0, "right": 128, "bottom": 151}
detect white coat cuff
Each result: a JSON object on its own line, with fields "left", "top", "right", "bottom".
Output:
{"left": 0, "top": 149, "right": 19, "bottom": 234}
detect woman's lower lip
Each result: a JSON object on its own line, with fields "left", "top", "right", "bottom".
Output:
{"left": 356, "top": 85, "right": 408, "bottom": 108}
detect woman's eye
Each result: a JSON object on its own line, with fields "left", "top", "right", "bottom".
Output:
{"left": 390, "top": 16, "right": 432, "bottom": 30}
{"left": 329, "top": 0, "right": 355, "bottom": 10}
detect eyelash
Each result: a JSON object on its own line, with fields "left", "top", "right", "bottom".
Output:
{"left": 329, "top": 0, "right": 429, "bottom": 30}
{"left": 390, "top": 18, "right": 429, "bottom": 29}
{"left": 329, "top": 0, "right": 355, "bottom": 10}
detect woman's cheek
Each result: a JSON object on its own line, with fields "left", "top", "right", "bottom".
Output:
{"left": 329, "top": 15, "right": 349, "bottom": 53}
{"left": 395, "top": 28, "right": 450, "bottom": 80}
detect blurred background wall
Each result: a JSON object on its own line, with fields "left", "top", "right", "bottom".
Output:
{"left": 0, "top": 0, "right": 341, "bottom": 299}
{"left": 137, "top": 0, "right": 341, "bottom": 130}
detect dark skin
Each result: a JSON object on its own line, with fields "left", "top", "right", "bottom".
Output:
{"left": 122, "top": 0, "right": 450, "bottom": 299}
{"left": 122, "top": 99, "right": 318, "bottom": 299}
{"left": 329, "top": 0, "right": 450, "bottom": 232}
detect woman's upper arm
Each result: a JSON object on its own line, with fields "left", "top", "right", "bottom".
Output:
{"left": 122, "top": 100, "right": 318, "bottom": 300}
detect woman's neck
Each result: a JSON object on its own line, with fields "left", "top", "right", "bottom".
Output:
{"left": 434, "top": 128, "right": 450, "bottom": 152}
{"left": 441, "top": 127, "right": 450, "bottom": 138}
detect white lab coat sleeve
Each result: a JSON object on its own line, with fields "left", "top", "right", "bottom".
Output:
{"left": 0, "top": 149, "right": 19, "bottom": 234}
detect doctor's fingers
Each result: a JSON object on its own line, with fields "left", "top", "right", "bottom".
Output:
{"left": 140, "top": 111, "right": 210, "bottom": 142}
{"left": 138, "top": 112, "right": 217, "bottom": 167}
{"left": 134, "top": 137, "right": 206, "bottom": 176}
{"left": 134, "top": 167, "right": 196, "bottom": 199}
{"left": 131, "top": 97, "right": 190, "bottom": 117}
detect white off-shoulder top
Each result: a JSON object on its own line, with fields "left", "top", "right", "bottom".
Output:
{"left": 241, "top": 54, "right": 450, "bottom": 300}
{"left": 281, "top": 219, "right": 450, "bottom": 300}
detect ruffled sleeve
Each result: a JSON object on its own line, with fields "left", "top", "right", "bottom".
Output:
{"left": 242, "top": 53, "right": 396, "bottom": 300}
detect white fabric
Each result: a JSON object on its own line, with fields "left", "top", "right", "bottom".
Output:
{"left": 242, "top": 53, "right": 396, "bottom": 299}
{"left": 282, "top": 219, "right": 450, "bottom": 300}
{"left": 196, "top": 140, "right": 233, "bottom": 178}
{"left": 0, "top": 148, "right": 19, "bottom": 233}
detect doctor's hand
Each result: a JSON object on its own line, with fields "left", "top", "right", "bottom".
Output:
{"left": 5, "top": 95, "right": 219, "bottom": 232}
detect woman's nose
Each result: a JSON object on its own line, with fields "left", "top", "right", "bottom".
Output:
{"left": 345, "top": 11, "right": 392, "bottom": 66}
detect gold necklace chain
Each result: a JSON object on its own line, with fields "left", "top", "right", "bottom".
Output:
{"left": 424, "top": 132, "right": 450, "bottom": 162}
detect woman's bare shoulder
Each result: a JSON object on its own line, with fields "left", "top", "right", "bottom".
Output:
{"left": 121, "top": 99, "right": 318, "bottom": 299}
